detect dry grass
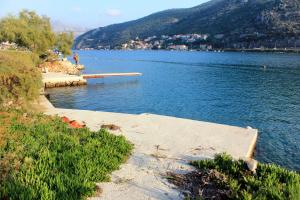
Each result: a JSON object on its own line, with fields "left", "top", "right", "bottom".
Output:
{"left": 0, "top": 50, "right": 42, "bottom": 109}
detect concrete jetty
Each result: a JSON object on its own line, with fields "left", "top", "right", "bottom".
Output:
{"left": 40, "top": 96, "right": 258, "bottom": 200}
{"left": 43, "top": 72, "right": 142, "bottom": 88}
{"left": 42, "top": 72, "right": 87, "bottom": 88}
{"left": 82, "top": 72, "right": 142, "bottom": 79}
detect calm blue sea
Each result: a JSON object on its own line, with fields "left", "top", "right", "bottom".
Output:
{"left": 47, "top": 50, "right": 300, "bottom": 171}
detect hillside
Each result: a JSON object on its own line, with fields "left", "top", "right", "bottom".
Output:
{"left": 74, "top": 0, "right": 300, "bottom": 49}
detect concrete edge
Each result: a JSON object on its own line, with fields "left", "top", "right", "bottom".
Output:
{"left": 39, "top": 95, "right": 55, "bottom": 109}
{"left": 41, "top": 95, "right": 258, "bottom": 160}
{"left": 246, "top": 130, "right": 258, "bottom": 159}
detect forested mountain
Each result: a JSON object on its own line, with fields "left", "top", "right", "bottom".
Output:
{"left": 74, "top": 0, "right": 300, "bottom": 49}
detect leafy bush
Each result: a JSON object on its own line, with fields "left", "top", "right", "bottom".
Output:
{"left": 56, "top": 32, "right": 74, "bottom": 57}
{"left": 0, "top": 10, "right": 73, "bottom": 57}
{"left": 191, "top": 154, "right": 300, "bottom": 200}
{"left": 0, "top": 10, "right": 56, "bottom": 56}
{"left": 0, "top": 111, "right": 133, "bottom": 199}
{"left": 0, "top": 50, "right": 42, "bottom": 108}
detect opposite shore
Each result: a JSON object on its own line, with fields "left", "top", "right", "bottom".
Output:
{"left": 78, "top": 47, "right": 300, "bottom": 54}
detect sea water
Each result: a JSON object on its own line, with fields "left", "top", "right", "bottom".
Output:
{"left": 47, "top": 50, "right": 300, "bottom": 171}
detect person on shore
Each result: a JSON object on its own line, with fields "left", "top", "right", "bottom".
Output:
{"left": 73, "top": 52, "right": 79, "bottom": 65}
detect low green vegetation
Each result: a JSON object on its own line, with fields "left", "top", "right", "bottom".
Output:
{"left": 0, "top": 111, "right": 133, "bottom": 199}
{"left": 0, "top": 17, "right": 133, "bottom": 198}
{"left": 0, "top": 50, "right": 42, "bottom": 108}
{"left": 0, "top": 49, "right": 133, "bottom": 199}
{"left": 191, "top": 154, "right": 300, "bottom": 200}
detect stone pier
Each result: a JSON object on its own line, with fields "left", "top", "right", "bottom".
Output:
{"left": 42, "top": 72, "right": 87, "bottom": 88}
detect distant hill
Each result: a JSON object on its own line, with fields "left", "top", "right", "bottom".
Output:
{"left": 74, "top": 0, "right": 300, "bottom": 49}
{"left": 51, "top": 20, "right": 91, "bottom": 38}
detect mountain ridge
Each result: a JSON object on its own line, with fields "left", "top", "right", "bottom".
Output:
{"left": 74, "top": 0, "right": 300, "bottom": 49}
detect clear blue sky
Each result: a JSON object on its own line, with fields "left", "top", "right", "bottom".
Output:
{"left": 0, "top": 0, "right": 209, "bottom": 29}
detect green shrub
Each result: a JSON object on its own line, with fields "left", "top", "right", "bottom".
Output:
{"left": 0, "top": 50, "right": 42, "bottom": 109}
{"left": 0, "top": 111, "right": 133, "bottom": 199}
{"left": 0, "top": 10, "right": 73, "bottom": 57}
{"left": 0, "top": 10, "right": 56, "bottom": 56}
{"left": 191, "top": 153, "right": 300, "bottom": 200}
{"left": 56, "top": 32, "right": 74, "bottom": 57}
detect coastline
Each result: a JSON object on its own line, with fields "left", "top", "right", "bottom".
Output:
{"left": 77, "top": 48, "right": 300, "bottom": 54}
{"left": 40, "top": 95, "right": 258, "bottom": 199}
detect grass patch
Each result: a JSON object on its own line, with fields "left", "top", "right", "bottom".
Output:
{"left": 186, "top": 154, "right": 300, "bottom": 200}
{"left": 0, "top": 110, "right": 133, "bottom": 199}
{"left": 0, "top": 50, "right": 42, "bottom": 108}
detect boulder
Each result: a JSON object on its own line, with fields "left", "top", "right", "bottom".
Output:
{"left": 39, "top": 60, "right": 82, "bottom": 75}
{"left": 246, "top": 159, "right": 258, "bottom": 173}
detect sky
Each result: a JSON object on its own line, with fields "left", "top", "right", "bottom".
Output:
{"left": 0, "top": 0, "right": 209, "bottom": 30}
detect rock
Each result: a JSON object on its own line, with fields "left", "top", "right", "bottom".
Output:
{"left": 76, "top": 65, "right": 85, "bottom": 70}
{"left": 39, "top": 88, "right": 45, "bottom": 95}
{"left": 45, "top": 82, "right": 55, "bottom": 88}
{"left": 101, "top": 124, "right": 121, "bottom": 131}
{"left": 246, "top": 159, "right": 258, "bottom": 173}
{"left": 3, "top": 100, "right": 14, "bottom": 107}
{"left": 39, "top": 60, "right": 82, "bottom": 75}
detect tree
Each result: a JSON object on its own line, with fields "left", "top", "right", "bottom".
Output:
{"left": 0, "top": 10, "right": 56, "bottom": 55}
{"left": 0, "top": 10, "right": 74, "bottom": 57}
{"left": 56, "top": 32, "right": 74, "bottom": 57}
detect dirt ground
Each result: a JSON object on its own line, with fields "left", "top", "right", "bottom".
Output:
{"left": 166, "top": 169, "right": 231, "bottom": 200}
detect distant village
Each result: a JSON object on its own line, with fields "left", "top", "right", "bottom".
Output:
{"left": 81, "top": 32, "right": 300, "bottom": 52}
{"left": 120, "top": 34, "right": 212, "bottom": 51}
{"left": 94, "top": 34, "right": 213, "bottom": 51}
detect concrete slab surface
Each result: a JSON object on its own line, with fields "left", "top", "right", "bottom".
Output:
{"left": 40, "top": 96, "right": 258, "bottom": 200}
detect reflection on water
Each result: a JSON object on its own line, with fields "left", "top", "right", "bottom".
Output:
{"left": 47, "top": 50, "right": 300, "bottom": 171}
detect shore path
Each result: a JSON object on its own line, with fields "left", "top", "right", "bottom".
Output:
{"left": 39, "top": 96, "right": 258, "bottom": 200}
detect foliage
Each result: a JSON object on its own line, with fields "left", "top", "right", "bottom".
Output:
{"left": 0, "top": 11, "right": 131, "bottom": 200}
{"left": 56, "top": 32, "right": 74, "bottom": 57}
{"left": 0, "top": 50, "right": 42, "bottom": 109}
{"left": 0, "top": 10, "right": 56, "bottom": 55}
{"left": 0, "top": 10, "right": 74, "bottom": 57}
{"left": 191, "top": 153, "right": 300, "bottom": 200}
{"left": 0, "top": 111, "right": 133, "bottom": 199}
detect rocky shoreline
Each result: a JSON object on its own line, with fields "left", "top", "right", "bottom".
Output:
{"left": 39, "top": 59, "right": 87, "bottom": 88}
{"left": 39, "top": 59, "right": 84, "bottom": 75}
